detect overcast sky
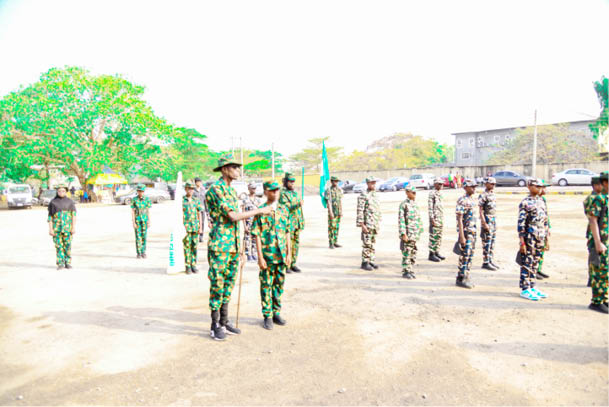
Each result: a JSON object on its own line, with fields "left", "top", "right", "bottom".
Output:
{"left": 0, "top": 0, "right": 607, "bottom": 156}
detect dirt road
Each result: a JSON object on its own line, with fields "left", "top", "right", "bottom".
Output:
{"left": 0, "top": 189, "right": 607, "bottom": 406}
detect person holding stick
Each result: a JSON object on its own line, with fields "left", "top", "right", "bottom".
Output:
{"left": 585, "top": 171, "right": 608, "bottom": 313}
{"left": 205, "top": 156, "right": 272, "bottom": 341}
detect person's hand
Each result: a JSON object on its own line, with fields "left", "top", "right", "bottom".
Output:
{"left": 430, "top": 220, "right": 434, "bottom": 227}
{"left": 71, "top": 228, "right": 75, "bottom": 235}
{"left": 286, "top": 254, "right": 292, "bottom": 269}
{"left": 401, "top": 234, "right": 409, "bottom": 242}
{"left": 544, "top": 239, "right": 550, "bottom": 251}
{"left": 329, "top": 213, "right": 334, "bottom": 220}
{"left": 48, "top": 229, "right": 55, "bottom": 237}
{"left": 362, "top": 224, "right": 369, "bottom": 234}
{"left": 260, "top": 206, "right": 272, "bottom": 215}
{"left": 258, "top": 256, "right": 267, "bottom": 270}
{"left": 482, "top": 222, "right": 489, "bottom": 231}
{"left": 132, "top": 221, "right": 137, "bottom": 229}
{"left": 459, "top": 235, "right": 466, "bottom": 245}
{"left": 520, "top": 238, "right": 527, "bottom": 255}
{"left": 596, "top": 242, "right": 607, "bottom": 255}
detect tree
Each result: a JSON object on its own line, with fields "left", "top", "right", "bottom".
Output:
{"left": 290, "top": 137, "right": 343, "bottom": 171}
{"left": 486, "top": 123, "right": 598, "bottom": 165}
{"left": 589, "top": 76, "right": 608, "bottom": 153}
{"left": 0, "top": 67, "right": 179, "bottom": 185}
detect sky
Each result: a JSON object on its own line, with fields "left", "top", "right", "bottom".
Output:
{"left": 0, "top": 0, "right": 607, "bottom": 156}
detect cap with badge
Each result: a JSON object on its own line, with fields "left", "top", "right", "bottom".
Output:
{"left": 404, "top": 184, "right": 417, "bottom": 192}
{"left": 284, "top": 172, "right": 296, "bottom": 182}
{"left": 330, "top": 176, "right": 340, "bottom": 181}
{"left": 55, "top": 183, "right": 68, "bottom": 190}
{"left": 528, "top": 178, "right": 544, "bottom": 187}
{"left": 365, "top": 176, "right": 379, "bottom": 183}
{"left": 184, "top": 181, "right": 195, "bottom": 189}
{"left": 136, "top": 183, "right": 146, "bottom": 191}
{"left": 433, "top": 177, "right": 444, "bottom": 184}
{"left": 213, "top": 155, "right": 242, "bottom": 172}
{"left": 263, "top": 181, "right": 280, "bottom": 191}
{"left": 484, "top": 177, "right": 497, "bottom": 184}
{"left": 463, "top": 179, "right": 477, "bottom": 187}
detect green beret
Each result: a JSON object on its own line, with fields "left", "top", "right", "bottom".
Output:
{"left": 284, "top": 173, "right": 296, "bottom": 182}
{"left": 404, "top": 184, "right": 417, "bottom": 192}
{"left": 591, "top": 176, "right": 601, "bottom": 185}
{"left": 330, "top": 176, "right": 340, "bottom": 181}
{"left": 184, "top": 181, "right": 195, "bottom": 189}
{"left": 463, "top": 179, "right": 477, "bottom": 187}
{"left": 365, "top": 176, "right": 379, "bottom": 183}
{"left": 136, "top": 183, "right": 146, "bottom": 191}
{"left": 263, "top": 181, "right": 280, "bottom": 191}
{"left": 213, "top": 155, "right": 242, "bottom": 172}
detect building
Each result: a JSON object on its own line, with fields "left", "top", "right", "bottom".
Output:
{"left": 452, "top": 120, "right": 595, "bottom": 166}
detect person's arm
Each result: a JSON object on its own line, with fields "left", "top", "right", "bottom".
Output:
{"left": 517, "top": 202, "right": 527, "bottom": 254}
{"left": 47, "top": 215, "right": 55, "bottom": 236}
{"left": 428, "top": 193, "right": 434, "bottom": 226}
{"left": 398, "top": 202, "right": 407, "bottom": 241}
{"left": 131, "top": 207, "right": 136, "bottom": 228}
{"left": 588, "top": 215, "right": 607, "bottom": 254}
{"left": 479, "top": 196, "right": 488, "bottom": 230}
{"left": 457, "top": 213, "right": 465, "bottom": 245}
{"left": 71, "top": 213, "right": 76, "bottom": 235}
{"left": 356, "top": 194, "right": 367, "bottom": 232}
{"left": 286, "top": 233, "right": 292, "bottom": 269}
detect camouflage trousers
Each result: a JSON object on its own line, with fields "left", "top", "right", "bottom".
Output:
{"left": 457, "top": 232, "right": 476, "bottom": 279}
{"left": 259, "top": 262, "right": 287, "bottom": 317}
{"left": 361, "top": 229, "right": 378, "bottom": 263}
{"left": 208, "top": 250, "right": 239, "bottom": 311}
{"left": 183, "top": 232, "right": 199, "bottom": 267}
{"left": 244, "top": 229, "right": 257, "bottom": 257}
{"left": 134, "top": 220, "right": 148, "bottom": 255}
{"left": 401, "top": 240, "right": 417, "bottom": 274}
{"left": 589, "top": 250, "right": 608, "bottom": 305}
{"left": 428, "top": 219, "right": 443, "bottom": 252}
{"left": 328, "top": 215, "right": 341, "bottom": 245}
{"left": 520, "top": 235, "right": 544, "bottom": 289}
{"left": 53, "top": 232, "right": 72, "bottom": 266}
{"left": 290, "top": 228, "right": 301, "bottom": 265}
{"left": 480, "top": 216, "right": 496, "bottom": 264}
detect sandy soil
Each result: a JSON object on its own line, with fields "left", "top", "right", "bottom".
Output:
{"left": 0, "top": 188, "right": 607, "bottom": 406}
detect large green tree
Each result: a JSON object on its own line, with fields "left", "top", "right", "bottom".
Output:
{"left": 589, "top": 76, "right": 608, "bottom": 152}
{"left": 290, "top": 137, "right": 343, "bottom": 171}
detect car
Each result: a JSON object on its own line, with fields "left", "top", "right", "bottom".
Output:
{"left": 6, "top": 184, "right": 33, "bottom": 209}
{"left": 338, "top": 180, "right": 357, "bottom": 193}
{"left": 407, "top": 173, "right": 435, "bottom": 190}
{"left": 379, "top": 177, "right": 409, "bottom": 192}
{"left": 116, "top": 188, "right": 171, "bottom": 205}
{"left": 551, "top": 168, "right": 599, "bottom": 186}
{"left": 439, "top": 175, "right": 456, "bottom": 188}
{"left": 492, "top": 171, "right": 532, "bottom": 187}
{"left": 353, "top": 180, "right": 383, "bottom": 194}
{"left": 39, "top": 189, "right": 58, "bottom": 206}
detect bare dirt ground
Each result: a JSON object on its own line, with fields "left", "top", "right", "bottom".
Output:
{"left": 0, "top": 188, "right": 607, "bottom": 406}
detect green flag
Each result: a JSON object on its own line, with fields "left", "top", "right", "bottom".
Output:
{"left": 320, "top": 141, "right": 330, "bottom": 208}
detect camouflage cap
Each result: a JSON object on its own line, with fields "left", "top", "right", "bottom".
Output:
{"left": 213, "top": 155, "right": 242, "bottom": 172}
{"left": 184, "top": 181, "right": 195, "bottom": 189}
{"left": 433, "top": 177, "right": 444, "bottom": 184}
{"left": 263, "top": 181, "right": 280, "bottom": 191}
{"left": 591, "top": 176, "right": 601, "bottom": 185}
{"left": 284, "top": 173, "right": 296, "bottom": 182}
{"left": 55, "top": 183, "right": 68, "bottom": 190}
{"left": 600, "top": 171, "right": 608, "bottom": 182}
{"left": 365, "top": 176, "right": 379, "bottom": 183}
{"left": 404, "top": 184, "right": 417, "bottom": 192}
{"left": 136, "top": 183, "right": 146, "bottom": 191}
{"left": 248, "top": 182, "right": 257, "bottom": 189}
{"left": 463, "top": 179, "right": 477, "bottom": 187}
{"left": 528, "top": 178, "right": 544, "bottom": 187}
{"left": 484, "top": 177, "right": 497, "bottom": 184}
{"left": 330, "top": 176, "right": 340, "bottom": 181}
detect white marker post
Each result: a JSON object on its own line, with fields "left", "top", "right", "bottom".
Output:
{"left": 167, "top": 171, "right": 185, "bottom": 274}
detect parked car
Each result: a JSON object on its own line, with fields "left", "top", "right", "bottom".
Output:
{"left": 492, "top": 171, "right": 532, "bottom": 187}
{"left": 379, "top": 177, "right": 409, "bottom": 192}
{"left": 6, "top": 184, "right": 33, "bottom": 209}
{"left": 353, "top": 180, "right": 383, "bottom": 194}
{"left": 116, "top": 188, "right": 170, "bottom": 205}
{"left": 39, "top": 189, "right": 57, "bottom": 206}
{"left": 407, "top": 173, "right": 435, "bottom": 189}
{"left": 338, "top": 180, "right": 357, "bottom": 193}
{"left": 551, "top": 168, "right": 599, "bottom": 186}
{"left": 439, "top": 175, "right": 456, "bottom": 188}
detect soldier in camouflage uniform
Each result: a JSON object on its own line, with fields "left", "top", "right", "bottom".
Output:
{"left": 242, "top": 183, "right": 262, "bottom": 261}
{"left": 536, "top": 180, "right": 551, "bottom": 279}
{"left": 183, "top": 182, "right": 203, "bottom": 274}
{"left": 585, "top": 171, "right": 608, "bottom": 313}
{"left": 131, "top": 184, "right": 152, "bottom": 259}
{"left": 583, "top": 176, "right": 603, "bottom": 287}
{"left": 428, "top": 178, "right": 445, "bottom": 262}
{"left": 399, "top": 185, "right": 423, "bottom": 279}
{"left": 205, "top": 156, "right": 272, "bottom": 341}
{"left": 325, "top": 175, "right": 343, "bottom": 249}
{"left": 455, "top": 179, "right": 478, "bottom": 288}
{"left": 517, "top": 178, "right": 549, "bottom": 301}
{"left": 279, "top": 173, "right": 305, "bottom": 273}
{"left": 251, "top": 181, "right": 292, "bottom": 330}
{"left": 357, "top": 176, "right": 382, "bottom": 271}
{"left": 47, "top": 184, "right": 76, "bottom": 270}
{"left": 478, "top": 177, "right": 499, "bottom": 271}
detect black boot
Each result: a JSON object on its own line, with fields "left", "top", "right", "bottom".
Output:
{"left": 489, "top": 260, "right": 499, "bottom": 269}
{"left": 329, "top": 243, "right": 335, "bottom": 249}
{"left": 137, "top": 254, "right": 141, "bottom": 259}
{"left": 185, "top": 267, "right": 192, "bottom": 275}
{"left": 291, "top": 265, "right": 301, "bottom": 273}
{"left": 263, "top": 317, "right": 274, "bottom": 330}
{"left": 369, "top": 262, "right": 379, "bottom": 269}
{"left": 220, "top": 303, "right": 241, "bottom": 335}
{"left": 587, "top": 277, "right": 591, "bottom": 287}
{"left": 536, "top": 273, "right": 545, "bottom": 280}
{"left": 537, "top": 270, "right": 549, "bottom": 279}
{"left": 589, "top": 303, "right": 609, "bottom": 314}
{"left": 191, "top": 265, "right": 199, "bottom": 274}
{"left": 273, "top": 314, "right": 286, "bottom": 326}
{"left": 428, "top": 252, "right": 441, "bottom": 262}
{"left": 361, "top": 262, "right": 373, "bottom": 271}
{"left": 456, "top": 277, "right": 474, "bottom": 289}
{"left": 65, "top": 264, "right": 73, "bottom": 269}
{"left": 210, "top": 310, "right": 226, "bottom": 341}
{"left": 482, "top": 263, "right": 498, "bottom": 271}
{"left": 435, "top": 252, "right": 446, "bottom": 260}
{"left": 334, "top": 243, "right": 342, "bottom": 248}
{"left": 141, "top": 253, "right": 147, "bottom": 259}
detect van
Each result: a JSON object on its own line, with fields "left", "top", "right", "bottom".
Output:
{"left": 6, "top": 184, "right": 33, "bottom": 209}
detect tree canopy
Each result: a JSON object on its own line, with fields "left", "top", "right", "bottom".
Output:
{"left": 289, "top": 137, "right": 343, "bottom": 172}
{"left": 589, "top": 76, "right": 608, "bottom": 152}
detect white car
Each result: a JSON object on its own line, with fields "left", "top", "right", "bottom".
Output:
{"left": 552, "top": 168, "right": 599, "bottom": 186}
{"left": 408, "top": 173, "right": 435, "bottom": 189}
{"left": 353, "top": 180, "right": 383, "bottom": 194}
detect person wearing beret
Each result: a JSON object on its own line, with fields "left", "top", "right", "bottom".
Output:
{"left": 47, "top": 184, "right": 76, "bottom": 270}
{"left": 356, "top": 176, "right": 382, "bottom": 271}
{"left": 455, "top": 179, "right": 478, "bottom": 288}
{"left": 279, "top": 173, "right": 305, "bottom": 273}
{"left": 183, "top": 181, "right": 203, "bottom": 274}
{"left": 131, "top": 184, "right": 152, "bottom": 259}
{"left": 324, "top": 176, "right": 343, "bottom": 249}
{"left": 583, "top": 176, "right": 603, "bottom": 288}
{"left": 585, "top": 171, "right": 608, "bottom": 313}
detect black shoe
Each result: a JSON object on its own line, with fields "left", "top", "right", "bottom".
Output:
{"left": 587, "top": 277, "right": 591, "bottom": 287}
{"left": 489, "top": 261, "right": 499, "bottom": 269}
{"left": 537, "top": 270, "right": 549, "bottom": 279}
{"left": 435, "top": 252, "right": 446, "bottom": 260}
{"left": 402, "top": 271, "right": 414, "bottom": 279}
{"left": 589, "top": 303, "right": 609, "bottom": 314}
{"left": 536, "top": 273, "right": 545, "bottom": 280}
{"left": 334, "top": 243, "right": 342, "bottom": 248}
{"left": 210, "top": 310, "right": 226, "bottom": 341}
{"left": 56, "top": 265, "right": 64, "bottom": 270}
{"left": 219, "top": 303, "right": 241, "bottom": 335}
{"left": 428, "top": 252, "right": 441, "bottom": 262}
{"left": 456, "top": 278, "right": 474, "bottom": 289}
{"left": 141, "top": 253, "right": 147, "bottom": 259}
{"left": 361, "top": 262, "right": 373, "bottom": 271}
{"left": 64, "top": 264, "right": 72, "bottom": 269}
{"left": 191, "top": 266, "right": 198, "bottom": 274}
{"left": 223, "top": 322, "right": 241, "bottom": 335}
{"left": 287, "top": 268, "right": 293, "bottom": 274}
{"left": 136, "top": 254, "right": 141, "bottom": 259}
{"left": 185, "top": 267, "right": 192, "bottom": 275}
{"left": 482, "top": 263, "right": 498, "bottom": 271}
{"left": 273, "top": 314, "right": 286, "bottom": 326}
{"left": 369, "top": 262, "right": 379, "bottom": 269}
{"left": 291, "top": 265, "right": 301, "bottom": 273}
{"left": 199, "top": 236, "right": 203, "bottom": 243}
{"left": 329, "top": 244, "right": 335, "bottom": 249}
{"left": 263, "top": 317, "right": 274, "bottom": 330}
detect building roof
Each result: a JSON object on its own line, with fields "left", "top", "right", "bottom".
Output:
{"left": 451, "top": 119, "right": 595, "bottom": 136}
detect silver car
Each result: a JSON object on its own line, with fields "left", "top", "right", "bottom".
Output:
{"left": 116, "top": 188, "right": 170, "bottom": 205}
{"left": 551, "top": 168, "right": 599, "bottom": 186}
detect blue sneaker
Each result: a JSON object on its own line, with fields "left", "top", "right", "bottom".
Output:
{"left": 531, "top": 287, "right": 547, "bottom": 299}
{"left": 520, "top": 288, "right": 539, "bottom": 301}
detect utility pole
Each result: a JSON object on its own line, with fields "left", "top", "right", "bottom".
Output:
{"left": 271, "top": 143, "right": 275, "bottom": 180}
{"left": 240, "top": 136, "right": 244, "bottom": 179}
{"left": 532, "top": 109, "right": 538, "bottom": 178}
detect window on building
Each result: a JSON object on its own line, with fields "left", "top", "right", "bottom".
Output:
{"left": 469, "top": 138, "right": 474, "bottom": 147}
{"left": 457, "top": 139, "right": 462, "bottom": 148}
{"left": 494, "top": 135, "right": 500, "bottom": 143}
{"left": 461, "top": 152, "right": 471, "bottom": 160}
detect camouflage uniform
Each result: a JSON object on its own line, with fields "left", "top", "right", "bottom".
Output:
{"left": 456, "top": 194, "right": 477, "bottom": 280}
{"left": 517, "top": 195, "right": 548, "bottom": 290}
{"left": 428, "top": 189, "right": 443, "bottom": 252}
{"left": 279, "top": 188, "right": 304, "bottom": 266}
{"left": 399, "top": 195, "right": 423, "bottom": 275}
{"left": 537, "top": 194, "right": 551, "bottom": 274}
{"left": 131, "top": 195, "right": 152, "bottom": 256}
{"left": 48, "top": 205, "right": 75, "bottom": 267}
{"left": 478, "top": 190, "right": 497, "bottom": 265}
{"left": 585, "top": 192, "right": 608, "bottom": 305}
{"left": 583, "top": 191, "right": 598, "bottom": 285}
{"left": 251, "top": 202, "right": 290, "bottom": 317}
{"left": 242, "top": 194, "right": 262, "bottom": 257}
{"left": 183, "top": 195, "right": 203, "bottom": 268}
{"left": 324, "top": 185, "right": 343, "bottom": 245}
{"left": 356, "top": 189, "right": 382, "bottom": 263}
{"left": 205, "top": 177, "right": 241, "bottom": 311}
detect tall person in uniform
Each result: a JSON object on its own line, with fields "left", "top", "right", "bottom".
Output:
{"left": 399, "top": 185, "right": 423, "bottom": 279}
{"left": 279, "top": 173, "right": 305, "bottom": 273}
{"left": 585, "top": 171, "right": 608, "bottom": 313}
{"left": 183, "top": 182, "right": 203, "bottom": 274}
{"left": 536, "top": 180, "right": 551, "bottom": 279}
{"left": 517, "top": 179, "right": 549, "bottom": 301}
{"left": 455, "top": 179, "right": 478, "bottom": 288}
{"left": 242, "top": 182, "right": 262, "bottom": 261}
{"left": 583, "top": 176, "right": 603, "bottom": 287}
{"left": 325, "top": 176, "right": 343, "bottom": 249}
{"left": 479, "top": 177, "right": 499, "bottom": 270}
{"left": 131, "top": 184, "right": 152, "bottom": 259}
{"left": 206, "top": 156, "right": 272, "bottom": 341}
{"left": 428, "top": 178, "right": 445, "bottom": 262}
{"left": 251, "top": 181, "right": 291, "bottom": 330}
{"left": 193, "top": 177, "right": 210, "bottom": 243}
{"left": 357, "top": 176, "right": 382, "bottom": 271}
{"left": 47, "top": 184, "right": 76, "bottom": 270}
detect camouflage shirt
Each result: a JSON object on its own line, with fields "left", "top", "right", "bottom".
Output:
{"left": 183, "top": 196, "right": 203, "bottom": 233}
{"left": 541, "top": 195, "right": 551, "bottom": 229}
{"left": 131, "top": 196, "right": 152, "bottom": 223}
{"left": 251, "top": 203, "right": 290, "bottom": 264}
{"left": 583, "top": 192, "right": 598, "bottom": 239}
{"left": 428, "top": 189, "right": 443, "bottom": 222}
{"left": 518, "top": 195, "right": 548, "bottom": 239}
{"left": 478, "top": 190, "right": 497, "bottom": 216}
{"left": 356, "top": 190, "right": 381, "bottom": 231}
{"left": 279, "top": 188, "right": 305, "bottom": 231}
{"left": 584, "top": 192, "right": 608, "bottom": 250}
{"left": 206, "top": 177, "right": 241, "bottom": 254}
{"left": 399, "top": 198, "right": 423, "bottom": 241}
{"left": 455, "top": 194, "right": 477, "bottom": 234}
{"left": 48, "top": 196, "right": 76, "bottom": 234}
{"left": 324, "top": 186, "right": 343, "bottom": 217}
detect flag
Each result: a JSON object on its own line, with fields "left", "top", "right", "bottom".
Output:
{"left": 319, "top": 141, "right": 330, "bottom": 208}
{"left": 167, "top": 171, "right": 185, "bottom": 274}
